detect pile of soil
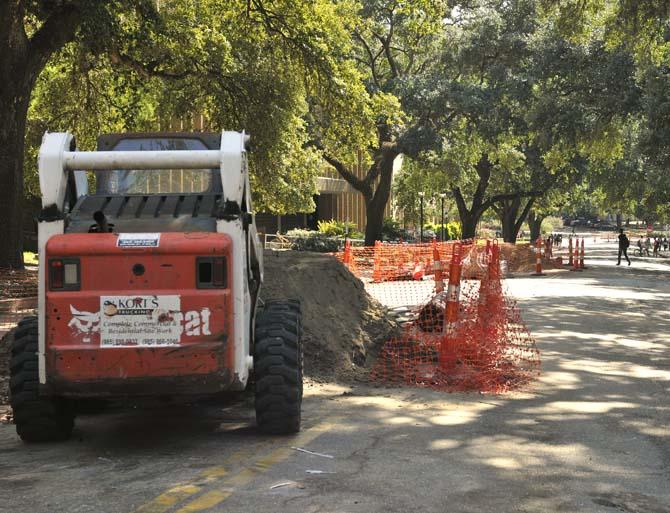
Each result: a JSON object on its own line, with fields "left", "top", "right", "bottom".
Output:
{"left": 0, "top": 268, "right": 38, "bottom": 299}
{"left": 262, "top": 250, "right": 399, "bottom": 382}
{"left": 499, "top": 243, "right": 564, "bottom": 274}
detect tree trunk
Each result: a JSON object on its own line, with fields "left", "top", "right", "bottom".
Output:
{"left": 528, "top": 210, "right": 545, "bottom": 242}
{"left": 616, "top": 213, "right": 622, "bottom": 229}
{"left": 459, "top": 211, "right": 478, "bottom": 239}
{"left": 498, "top": 197, "right": 535, "bottom": 243}
{"left": 0, "top": 7, "right": 31, "bottom": 269}
{"left": 363, "top": 148, "right": 397, "bottom": 245}
{"left": 499, "top": 198, "right": 521, "bottom": 243}
{"left": 0, "top": 3, "right": 82, "bottom": 268}
{"left": 0, "top": 85, "right": 30, "bottom": 268}
{"left": 452, "top": 155, "right": 494, "bottom": 240}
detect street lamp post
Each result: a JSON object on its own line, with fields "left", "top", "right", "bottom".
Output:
{"left": 418, "top": 192, "right": 425, "bottom": 243}
{"left": 439, "top": 193, "right": 446, "bottom": 241}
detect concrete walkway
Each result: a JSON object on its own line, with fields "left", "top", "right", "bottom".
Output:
{"left": 0, "top": 240, "right": 668, "bottom": 513}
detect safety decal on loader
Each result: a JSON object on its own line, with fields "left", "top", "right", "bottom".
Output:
{"left": 117, "top": 233, "right": 161, "bottom": 248}
{"left": 68, "top": 296, "right": 212, "bottom": 347}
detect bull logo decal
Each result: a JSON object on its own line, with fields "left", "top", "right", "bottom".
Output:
{"left": 68, "top": 305, "right": 100, "bottom": 343}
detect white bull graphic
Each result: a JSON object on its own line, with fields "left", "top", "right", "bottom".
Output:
{"left": 68, "top": 306, "right": 100, "bottom": 343}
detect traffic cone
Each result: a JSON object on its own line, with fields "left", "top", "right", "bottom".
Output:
{"left": 432, "top": 240, "right": 445, "bottom": 293}
{"left": 531, "top": 237, "right": 545, "bottom": 276}
{"left": 580, "top": 238, "right": 587, "bottom": 269}
{"left": 440, "top": 243, "right": 462, "bottom": 370}
{"left": 567, "top": 236, "right": 574, "bottom": 267}
{"left": 570, "top": 242, "right": 582, "bottom": 272}
{"left": 342, "top": 239, "right": 352, "bottom": 268}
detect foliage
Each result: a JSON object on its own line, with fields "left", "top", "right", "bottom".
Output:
{"left": 285, "top": 229, "right": 341, "bottom": 252}
{"left": 317, "top": 219, "right": 363, "bottom": 239}
{"left": 541, "top": 216, "right": 564, "bottom": 233}
{"left": 381, "top": 218, "right": 404, "bottom": 241}
{"left": 424, "top": 222, "right": 462, "bottom": 241}
{"left": 397, "top": 0, "right": 639, "bottom": 241}
{"left": 24, "top": 0, "right": 361, "bottom": 214}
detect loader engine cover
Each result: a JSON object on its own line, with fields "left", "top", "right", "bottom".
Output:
{"left": 44, "top": 232, "right": 235, "bottom": 395}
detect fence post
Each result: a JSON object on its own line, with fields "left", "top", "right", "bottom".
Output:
{"left": 440, "top": 243, "right": 462, "bottom": 370}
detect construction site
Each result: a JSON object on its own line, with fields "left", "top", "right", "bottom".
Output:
{"left": 2, "top": 2, "right": 670, "bottom": 511}
{"left": 1, "top": 234, "right": 669, "bottom": 513}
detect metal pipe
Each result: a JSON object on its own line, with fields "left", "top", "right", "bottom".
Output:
{"left": 63, "top": 150, "right": 221, "bottom": 170}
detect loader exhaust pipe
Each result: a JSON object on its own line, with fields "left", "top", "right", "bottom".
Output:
{"left": 93, "top": 210, "right": 109, "bottom": 233}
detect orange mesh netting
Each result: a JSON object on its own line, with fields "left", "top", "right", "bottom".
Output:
{"left": 338, "top": 240, "right": 540, "bottom": 393}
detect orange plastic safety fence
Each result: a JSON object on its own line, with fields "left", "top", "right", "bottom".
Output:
{"left": 347, "top": 240, "right": 540, "bottom": 394}
{"left": 337, "top": 240, "right": 491, "bottom": 284}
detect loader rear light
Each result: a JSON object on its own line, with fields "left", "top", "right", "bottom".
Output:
{"left": 197, "top": 257, "right": 227, "bottom": 288}
{"left": 49, "top": 258, "right": 80, "bottom": 291}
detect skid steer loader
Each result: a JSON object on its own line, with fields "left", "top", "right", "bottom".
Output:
{"left": 10, "top": 131, "right": 302, "bottom": 442}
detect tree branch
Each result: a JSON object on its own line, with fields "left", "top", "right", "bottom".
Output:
{"left": 514, "top": 197, "right": 535, "bottom": 235}
{"left": 322, "top": 153, "right": 371, "bottom": 198}
{"left": 27, "top": 2, "right": 82, "bottom": 76}
{"left": 109, "top": 50, "right": 189, "bottom": 80}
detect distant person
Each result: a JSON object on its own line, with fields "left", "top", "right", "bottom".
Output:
{"left": 637, "top": 237, "right": 644, "bottom": 256}
{"left": 617, "top": 229, "right": 631, "bottom": 266}
{"left": 654, "top": 237, "right": 660, "bottom": 257}
{"left": 644, "top": 236, "right": 652, "bottom": 256}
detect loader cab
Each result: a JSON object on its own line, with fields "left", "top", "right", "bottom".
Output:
{"left": 64, "top": 133, "right": 225, "bottom": 234}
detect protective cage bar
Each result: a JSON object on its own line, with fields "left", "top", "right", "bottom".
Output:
{"left": 63, "top": 150, "right": 221, "bottom": 170}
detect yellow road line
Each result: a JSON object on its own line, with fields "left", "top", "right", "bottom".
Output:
{"left": 174, "top": 491, "right": 232, "bottom": 513}
{"left": 133, "top": 485, "right": 202, "bottom": 513}
{"left": 130, "top": 446, "right": 263, "bottom": 513}
{"left": 169, "top": 418, "right": 337, "bottom": 513}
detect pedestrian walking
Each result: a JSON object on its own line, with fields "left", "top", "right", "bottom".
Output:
{"left": 617, "top": 229, "right": 631, "bottom": 266}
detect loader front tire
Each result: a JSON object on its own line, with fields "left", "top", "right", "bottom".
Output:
{"left": 9, "top": 316, "right": 74, "bottom": 443}
{"left": 254, "top": 300, "right": 302, "bottom": 434}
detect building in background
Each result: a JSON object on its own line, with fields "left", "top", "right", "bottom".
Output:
{"left": 161, "top": 117, "right": 396, "bottom": 236}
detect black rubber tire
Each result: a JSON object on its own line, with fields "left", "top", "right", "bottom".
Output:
{"left": 254, "top": 299, "right": 302, "bottom": 434}
{"left": 9, "top": 316, "right": 74, "bottom": 443}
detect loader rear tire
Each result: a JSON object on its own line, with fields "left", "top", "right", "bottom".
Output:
{"left": 9, "top": 316, "right": 74, "bottom": 443}
{"left": 254, "top": 300, "right": 302, "bottom": 434}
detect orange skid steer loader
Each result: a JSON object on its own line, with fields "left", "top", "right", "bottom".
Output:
{"left": 10, "top": 131, "right": 302, "bottom": 442}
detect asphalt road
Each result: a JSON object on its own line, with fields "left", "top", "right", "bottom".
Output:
{"left": 1, "top": 240, "right": 669, "bottom": 513}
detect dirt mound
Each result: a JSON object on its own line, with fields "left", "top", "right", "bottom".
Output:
{"left": 499, "top": 243, "right": 564, "bottom": 274}
{"left": 261, "top": 250, "right": 399, "bottom": 382}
